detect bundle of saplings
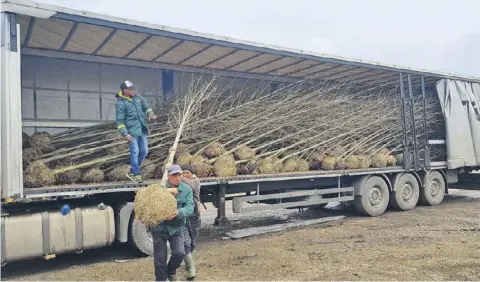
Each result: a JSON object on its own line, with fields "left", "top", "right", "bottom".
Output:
{"left": 22, "top": 75, "right": 446, "bottom": 188}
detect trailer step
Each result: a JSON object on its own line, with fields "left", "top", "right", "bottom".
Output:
{"left": 232, "top": 187, "right": 354, "bottom": 213}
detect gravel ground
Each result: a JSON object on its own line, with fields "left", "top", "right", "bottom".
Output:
{"left": 2, "top": 188, "right": 480, "bottom": 281}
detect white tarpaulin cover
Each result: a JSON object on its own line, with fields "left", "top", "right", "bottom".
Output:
{"left": 436, "top": 79, "right": 480, "bottom": 169}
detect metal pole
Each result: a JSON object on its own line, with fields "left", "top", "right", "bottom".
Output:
{"left": 421, "top": 76, "right": 430, "bottom": 169}
{"left": 214, "top": 183, "right": 227, "bottom": 226}
{"left": 407, "top": 74, "right": 419, "bottom": 170}
{"left": 399, "top": 73, "right": 410, "bottom": 170}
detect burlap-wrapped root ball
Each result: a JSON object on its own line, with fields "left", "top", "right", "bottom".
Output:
{"left": 190, "top": 155, "right": 212, "bottom": 178}
{"left": 257, "top": 156, "right": 283, "bottom": 174}
{"left": 213, "top": 154, "right": 236, "bottom": 177}
{"left": 379, "top": 148, "right": 391, "bottom": 155}
{"left": 82, "top": 168, "right": 105, "bottom": 183}
{"left": 257, "top": 158, "right": 276, "bottom": 174}
{"left": 283, "top": 157, "right": 309, "bottom": 172}
{"left": 175, "top": 152, "right": 192, "bottom": 166}
{"left": 237, "top": 161, "right": 258, "bottom": 175}
{"left": 386, "top": 155, "right": 397, "bottom": 166}
{"left": 322, "top": 156, "right": 336, "bottom": 170}
{"left": 134, "top": 184, "right": 178, "bottom": 227}
{"left": 24, "top": 161, "right": 55, "bottom": 188}
{"left": 23, "top": 147, "right": 41, "bottom": 167}
{"left": 141, "top": 159, "right": 157, "bottom": 180}
{"left": 22, "top": 132, "right": 31, "bottom": 149}
{"left": 104, "top": 132, "right": 129, "bottom": 154}
{"left": 335, "top": 158, "right": 347, "bottom": 170}
{"left": 372, "top": 153, "right": 388, "bottom": 168}
{"left": 29, "top": 132, "right": 55, "bottom": 153}
{"left": 234, "top": 145, "right": 256, "bottom": 160}
{"left": 309, "top": 152, "right": 326, "bottom": 170}
{"left": 203, "top": 142, "right": 225, "bottom": 159}
{"left": 345, "top": 155, "right": 359, "bottom": 169}
{"left": 106, "top": 164, "right": 131, "bottom": 181}
{"left": 57, "top": 169, "right": 82, "bottom": 185}
{"left": 357, "top": 155, "right": 372, "bottom": 169}
{"left": 394, "top": 154, "right": 404, "bottom": 166}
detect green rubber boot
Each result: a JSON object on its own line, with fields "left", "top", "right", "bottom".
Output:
{"left": 184, "top": 253, "right": 196, "bottom": 280}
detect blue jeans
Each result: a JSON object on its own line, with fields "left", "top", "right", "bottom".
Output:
{"left": 129, "top": 134, "right": 148, "bottom": 175}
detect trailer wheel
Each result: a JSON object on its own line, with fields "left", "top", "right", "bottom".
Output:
{"left": 419, "top": 171, "right": 445, "bottom": 206}
{"left": 354, "top": 176, "right": 389, "bottom": 217}
{"left": 130, "top": 218, "right": 154, "bottom": 256}
{"left": 390, "top": 173, "right": 419, "bottom": 211}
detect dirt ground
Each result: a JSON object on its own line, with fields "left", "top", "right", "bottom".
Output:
{"left": 2, "top": 188, "right": 480, "bottom": 281}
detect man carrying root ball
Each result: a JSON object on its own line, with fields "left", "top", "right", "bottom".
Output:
{"left": 180, "top": 164, "right": 202, "bottom": 280}
{"left": 150, "top": 164, "right": 194, "bottom": 281}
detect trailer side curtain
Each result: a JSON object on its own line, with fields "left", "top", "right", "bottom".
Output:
{"left": 436, "top": 79, "right": 480, "bottom": 169}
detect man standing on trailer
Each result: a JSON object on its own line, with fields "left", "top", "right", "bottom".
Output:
{"left": 115, "top": 80, "right": 157, "bottom": 183}
{"left": 152, "top": 164, "right": 195, "bottom": 281}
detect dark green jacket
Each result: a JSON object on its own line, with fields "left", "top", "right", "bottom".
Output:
{"left": 115, "top": 91, "right": 154, "bottom": 137}
{"left": 152, "top": 181, "right": 194, "bottom": 235}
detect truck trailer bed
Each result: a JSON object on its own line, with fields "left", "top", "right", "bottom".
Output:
{"left": 22, "top": 166, "right": 432, "bottom": 199}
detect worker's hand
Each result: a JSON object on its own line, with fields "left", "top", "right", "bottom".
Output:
{"left": 165, "top": 210, "right": 178, "bottom": 220}
{"left": 124, "top": 134, "right": 133, "bottom": 142}
{"left": 167, "top": 188, "right": 179, "bottom": 195}
{"left": 148, "top": 114, "right": 158, "bottom": 121}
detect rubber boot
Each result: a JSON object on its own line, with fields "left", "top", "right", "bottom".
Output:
{"left": 184, "top": 253, "right": 196, "bottom": 280}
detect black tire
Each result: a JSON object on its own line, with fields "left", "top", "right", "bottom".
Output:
{"left": 390, "top": 173, "right": 420, "bottom": 211}
{"left": 354, "top": 176, "right": 389, "bottom": 217}
{"left": 419, "top": 171, "right": 445, "bottom": 206}
{"left": 129, "top": 218, "right": 154, "bottom": 256}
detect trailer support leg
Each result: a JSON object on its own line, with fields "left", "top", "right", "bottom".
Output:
{"left": 214, "top": 183, "right": 228, "bottom": 226}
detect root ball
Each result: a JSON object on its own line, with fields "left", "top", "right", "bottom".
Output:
{"left": 235, "top": 146, "right": 256, "bottom": 160}
{"left": 141, "top": 159, "right": 156, "bottom": 180}
{"left": 258, "top": 158, "right": 276, "bottom": 174}
{"left": 335, "top": 158, "right": 347, "bottom": 170}
{"left": 357, "top": 155, "right": 372, "bottom": 169}
{"left": 322, "top": 156, "right": 336, "bottom": 170}
{"left": 309, "top": 152, "right": 325, "bottom": 170}
{"left": 24, "top": 161, "right": 55, "bottom": 188}
{"left": 175, "top": 152, "right": 192, "bottom": 166}
{"left": 29, "top": 132, "right": 55, "bottom": 153}
{"left": 57, "top": 169, "right": 82, "bottom": 185}
{"left": 190, "top": 155, "right": 212, "bottom": 178}
{"left": 345, "top": 155, "right": 359, "bottom": 169}
{"left": 237, "top": 161, "right": 258, "bottom": 175}
{"left": 23, "top": 147, "right": 40, "bottom": 166}
{"left": 203, "top": 142, "right": 225, "bottom": 159}
{"left": 372, "top": 153, "right": 388, "bottom": 168}
{"left": 106, "top": 164, "right": 131, "bottom": 181}
{"left": 82, "top": 168, "right": 105, "bottom": 183}
{"left": 213, "top": 154, "right": 236, "bottom": 177}
{"left": 133, "top": 184, "right": 178, "bottom": 227}
{"left": 386, "top": 155, "right": 397, "bottom": 166}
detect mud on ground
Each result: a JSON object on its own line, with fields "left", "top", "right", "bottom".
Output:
{"left": 2, "top": 189, "right": 480, "bottom": 281}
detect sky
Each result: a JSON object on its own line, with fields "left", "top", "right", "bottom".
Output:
{"left": 35, "top": 0, "right": 480, "bottom": 77}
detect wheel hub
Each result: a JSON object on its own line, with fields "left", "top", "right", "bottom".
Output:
{"left": 429, "top": 179, "right": 440, "bottom": 198}
{"left": 369, "top": 186, "right": 382, "bottom": 207}
{"left": 402, "top": 183, "right": 413, "bottom": 202}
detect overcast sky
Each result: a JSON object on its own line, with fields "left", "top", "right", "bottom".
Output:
{"left": 36, "top": 0, "right": 480, "bottom": 77}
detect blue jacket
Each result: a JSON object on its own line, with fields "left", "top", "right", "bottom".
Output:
{"left": 115, "top": 91, "right": 154, "bottom": 137}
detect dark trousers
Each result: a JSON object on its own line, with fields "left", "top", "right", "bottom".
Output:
{"left": 152, "top": 228, "right": 185, "bottom": 281}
